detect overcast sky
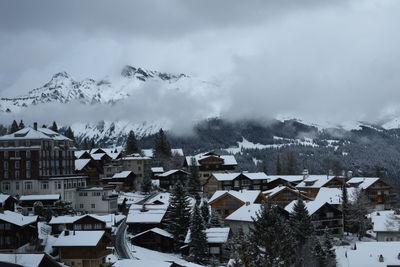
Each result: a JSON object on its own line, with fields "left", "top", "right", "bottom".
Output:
{"left": 1, "top": 0, "right": 400, "bottom": 129}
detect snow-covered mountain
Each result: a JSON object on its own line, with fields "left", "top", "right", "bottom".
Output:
{"left": 0, "top": 65, "right": 192, "bottom": 113}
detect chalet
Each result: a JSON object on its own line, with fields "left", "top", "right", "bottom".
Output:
{"left": 126, "top": 192, "right": 171, "bottom": 234}
{"left": 0, "top": 194, "right": 17, "bottom": 211}
{"left": 208, "top": 190, "right": 266, "bottom": 221}
{"left": 370, "top": 210, "right": 400, "bottom": 242}
{"left": 0, "top": 210, "right": 38, "bottom": 250}
{"left": 102, "top": 171, "right": 135, "bottom": 191}
{"left": 118, "top": 155, "right": 152, "bottom": 189}
{"left": 184, "top": 152, "right": 237, "bottom": 184}
{"left": 156, "top": 169, "right": 189, "bottom": 190}
{"left": 151, "top": 167, "right": 164, "bottom": 178}
{"left": 314, "top": 187, "right": 357, "bottom": 209}
{"left": 204, "top": 172, "right": 268, "bottom": 197}
{"left": 48, "top": 214, "right": 125, "bottom": 235}
{"left": 225, "top": 203, "right": 289, "bottom": 234}
{"left": 183, "top": 227, "right": 231, "bottom": 261}
{"left": 19, "top": 194, "right": 60, "bottom": 213}
{"left": 263, "top": 186, "right": 310, "bottom": 207}
{"left": 285, "top": 200, "right": 344, "bottom": 236}
{"left": 53, "top": 230, "right": 111, "bottom": 267}
{"left": 75, "top": 186, "right": 118, "bottom": 214}
{"left": 0, "top": 253, "right": 62, "bottom": 267}
{"left": 90, "top": 148, "right": 122, "bottom": 160}
{"left": 263, "top": 175, "right": 304, "bottom": 188}
{"left": 74, "top": 150, "right": 91, "bottom": 160}
{"left": 347, "top": 177, "right": 397, "bottom": 210}
{"left": 131, "top": 227, "right": 174, "bottom": 253}
{"left": 75, "top": 158, "right": 104, "bottom": 186}
{"left": 296, "top": 175, "right": 344, "bottom": 198}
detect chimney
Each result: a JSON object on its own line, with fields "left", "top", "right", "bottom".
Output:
{"left": 302, "top": 169, "right": 309, "bottom": 180}
{"left": 347, "top": 171, "right": 353, "bottom": 178}
{"left": 65, "top": 230, "right": 70, "bottom": 236}
{"left": 33, "top": 122, "right": 38, "bottom": 130}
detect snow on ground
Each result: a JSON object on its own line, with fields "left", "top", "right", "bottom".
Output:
{"left": 336, "top": 241, "right": 400, "bottom": 267}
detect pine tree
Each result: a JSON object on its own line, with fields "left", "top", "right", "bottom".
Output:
{"left": 347, "top": 188, "right": 370, "bottom": 239}
{"left": 290, "top": 197, "right": 314, "bottom": 246}
{"left": 154, "top": 128, "right": 172, "bottom": 158}
{"left": 18, "top": 120, "right": 25, "bottom": 130}
{"left": 276, "top": 155, "right": 282, "bottom": 175}
{"left": 250, "top": 201, "right": 296, "bottom": 266}
{"left": 189, "top": 203, "right": 208, "bottom": 264}
{"left": 50, "top": 121, "right": 58, "bottom": 132}
{"left": 90, "top": 138, "right": 96, "bottom": 149}
{"left": 313, "top": 238, "right": 327, "bottom": 267}
{"left": 342, "top": 182, "right": 350, "bottom": 233}
{"left": 323, "top": 228, "right": 336, "bottom": 266}
{"left": 209, "top": 209, "right": 222, "bottom": 227}
{"left": 64, "top": 127, "right": 75, "bottom": 140}
{"left": 9, "top": 120, "right": 19, "bottom": 134}
{"left": 201, "top": 200, "right": 210, "bottom": 226}
{"left": 286, "top": 151, "right": 297, "bottom": 175}
{"left": 81, "top": 138, "right": 90, "bottom": 150}
{"left": 228, "top": 231, "right": 258, "bottom": 267}
{"left": 141, "top": 176, "right": 152, "bottom": 194}
{"left": 187, "top": 157, "right": 201, "bottom": 196}
{"left": 164, "top": 181, "right": 191, "bottom": 251}
{"left": 125, "top": 130, "right": 139, "bottom": 155}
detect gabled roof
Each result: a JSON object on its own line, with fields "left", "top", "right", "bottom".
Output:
{"left": 314, "top": 187, "right": 357, "bottom": 205}
{"left": 225, "top": 203, "right": 261, "bottom": 222}
{"left": 75, "top": 158, "right": 91, "bottom": 171}
{"left": 370, "top": 210, "right": 400, "bottom": 233}
{"left": 126, "top": 208, "right": 167, "bottom": 224}
{"left": 49, "top": 214, "right": 125, "bottom": 228}
{"left": 74, "top": 150, "right": 90, "bottom": 159}
{"left": 0, "top": 211, "right": 37, "bottom": 226}
{"left": 0, "top": 193, "right": 12, "bottom": 204}
{"left": 53, "top": 230, "right": 105, "bottom": 247}
{"left": 132, "top": 227, "right": 173, "bottom": 239}
{"left": 347, "top": 177, "right": 381, "bottom": 189}
{"left": 112, "top": 171, "right": 134, "bottom": 179}
{"left": 90, "top": 153, "right": 109, "bottom": 160}
{"left": 209, "top": 190, "right": 263, "bottom": 205}
{"left": 264, "top": 186, "right": 299, "bottom": 198}
{"left": 20, "top": 194, "right": 60, "bottom": 201}
{"left": 0, "top": 253, "right": 50, "bottom": 267}
{"left": 185, "top": 227, "right": 230, "bottom": 244}
{"left": 0, "top": 127, "right": 71, "bottom": 141}
{"left": 285, "top": 200, "right": 334, "bottom": 216}
{"left": 265, "top": 175, "right": 305, "bottom": 184}
{"left": 212, "top": 172, "right": 267, "bottom": 181}
{"left": 157, "top": 169, "right": 189, "bottom": 177}
{"left": 185, "top": 153, "right": 237, "bottom": 167}
{"left": 296, "top": 175, "right": 337, "bottom": 188}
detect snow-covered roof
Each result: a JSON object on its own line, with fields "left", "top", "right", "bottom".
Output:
{"left": 225, "top": 203, "right": 261, "bottom": 222}
{"left": 0, "top": 210, "right": 37, "bottom": 226}
{"left": 314, "top": 187, "right": 357, "bottom": 206}
{"left": 132, "top": 227, "right": 173, "bottom": 239}
{"left": 0, "top": 253, "right": 47, "bottom": 267}
{"left": 75, "top": 158, "right": 91, "bottom": 171}
{"left": 20, "top": 194, "right": 60, "bottom": 201}
{"left": 370, "top": 210, "right": 400, "bottom": 232}
{"left": 142, "top": 148, "right": 184, "bottom": 158}
{"left": 209, "top": 190, "right": 263, "bottom": 204}
{"left": 74, "top": 150, "right": 89, "bottom": 159}
{"left": 296, "top": 175, "right": 337, "bottom": 188}
{"left": 263, "top": 185, "right": 296, "bottom": 198}
{"left": 185, "top": 153, "right": 237, "bottom": 166}
{"left": 90, "top": 153, "right": 107, "bottom": 160}
{"left": 112, "top": 171, "right": 133, "bottom": 179}
{"left": 157, "top": 169, "right": 189, "bottom": 177}
{"left": 347, "top": 177, "right": 380, "bottom": 189}
{"left": 96, "top": 148, "right": 122, "bottom": 159}
{"left": 336, "top": 241, "right": 400, "bottom": 267}
{"left": 212, "top": 172, "right": 267, "bottom": 181}
{"left": 49, "top": 214, "right": 125, "bottom": 228}
{"left": 285, "top": 200, "right": 329, "bottom": 216}
{"left": 120, "top": 155, "right": 151, "bottom": 161}
{"left": 185, "top": 227, "right": 230, "bottom": 244}
{"left": 0, "top": 193, "right": 12, "bottom": 204}
{"left": 0, "top": 127, "right": 71, "bottom": 141}
{"left": 126, "top": 208, "right": 167, "bottom": 224}
{"left": 53, "top": 230, "right": 105, "bottom": 247}
{"left": 265, "top": 175, "right": 306, "bottom": 183}
{"left": 151, "top": 167, "right": 164, "bottom": 173}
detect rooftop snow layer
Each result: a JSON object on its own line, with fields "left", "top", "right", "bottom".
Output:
{"left": 0, "top": 210, "right": 37, "bottom": 226}
{"left": 20, "top": 194, "right": 60, "bottom": 201}
{"left": 185, "top": 227, "right": 230, "bottom": 244}
{"left": 0, "top": 253, "right": 46, "bottom": 267}
{"left": 347, "top": 177, "right": 380, "bottom": 189}
{"left": 53, "top": 230, "right": 105, "bottom": 247}
{"left": 208, "top": 190, "right": 262, "bottom": 204}
{"left": 225, "top": 203, "right": 261, "bottom": 222}
{"left": 75, "top": 158, "right": 91, "bottom": 171}
{"left": 370, "top": 210, "right": 400, "bottom": 232}
{"left": 132, "top": 227, "right": 173, "bottom": 239}
{"left": 212, "top": 172, "right": 267, "bottom": 181}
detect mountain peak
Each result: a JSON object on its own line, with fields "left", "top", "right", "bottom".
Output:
{"left": 51, "top": 71, "right": 71, "bottom": 80}
{"left": 121, "top": 65, "right": 137, "bottom": 77}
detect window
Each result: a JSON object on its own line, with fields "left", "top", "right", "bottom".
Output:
{"left": 55, "top": 181, "right": 62, "bottom": 190}
{"left": 241, "top": 179, "right": 251, "bottom": 186}
{"left": 26, "top": 170, "right": 30, "bottom": 178}
{"left": 15, "top": 182, "right": 19, "bottom": 190}
{"left": 84, "top": 224, "right": 92, "bottom": 230}
{"left": 26, "top": 161, "right": 31, "bottom": 169}
{"left": 94, "top": 223, "right": 102, "bottom": 229}
{"left": 40, "top": 182, "right": 49, "bottom": 190}
{"left": 26, "top": 151, "right": 31, "bottom": 159}
{"left": 74, "top": 224, "right": 82, "bottom": 230}
{"left": 15, "top": 151, "right": 20, "bottom": 157}
{"left": 3, "top": 182, "right": 10, "bottom": 191}
{"left": 91, "top": 204, "right": 96, "bottom": 209}
{"left": 210, "top": 246, "right": 220, "bottom": 254}
{"left": 15, "top": 170, "right": 19, "bottom": 179}
{"left": 25, "top": 182, "right": 32, "bottom": 190}
{"left": 3, "top": 161, "right": 8, "bottom": 170}
{"left": 92, "top": 192, "right": 101, "bottom": 197}
{"left": 79, "top": 204, "right": 84, "bottom": 209}
{"left": 326, "top": 212, "right": 334, "bottom": 218}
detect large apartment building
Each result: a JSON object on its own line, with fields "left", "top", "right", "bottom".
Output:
{"left": 0, "top": 124, "right": 88, "bottom": 204}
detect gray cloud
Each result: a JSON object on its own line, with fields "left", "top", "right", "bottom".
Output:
{"left": 1, "top": 0, "right": 400, "bottom": 131}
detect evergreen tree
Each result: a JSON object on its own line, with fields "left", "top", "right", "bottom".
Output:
{"left": 187, "top": 157, "right": 201, "bottom": 196}
{"left": 276, "top": 155, "right": 282, "bottom": 175}
{"left": 250, "top": 201, "right": 296, "bottom": 266}
{"left": 228, "top": 231, "right": 258, "bottom": 267}
{"left": 201, "top": 200, "right": 210, "bottom": 226}
{"left": 290, "top": 197, "right": 314, "bottom": 246}
{"left": 342, "top": 182, "right": 350, "bottom": 233}
{"left": 9, "top": 120, "right": 19, "bottom": 134}
{"left": 81, "top": 138, "right": 90, "bottom": 150}
{"left": 90, "top": 138, "right": 96, "bottom": 149}
{"left": 141, "top": 176, "right": 152, "bottom": 194}
{"left": 125, "top": 130, "right": 139, "bottom": 155}
{"left": 18, "top": 120, "right": 25, "bottom": 130}
{"left": 50, "top": 121, "right": 58, "bottom": 132}
{"left": 209, "top": 209, "right": 222, "bottom": 227}
{"left": 285, "top": 151, "right": 297, "bottom": 175}
{"left": 347, "top": 188, "right": 371, "bottom": 239}
{"left": 323, "top": 229, "right": 336, "bottom": 266}
{"left": 313, "top": 238, "right": 327, "bottom": 267}
{"left": 189, "top": 203, "right": 208, "bottom": 264}
{"left": 154, "top": 128, "right": 172, "bottom": 158}
{"left": 164, "top": 181, "right": 191, "bottom": 251}
{"left": 64, "top": 127, "right": 75, "bottom": 140}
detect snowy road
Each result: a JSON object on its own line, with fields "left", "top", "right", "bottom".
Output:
{"left": 115, "top": 218, "right": 133, "bottom": 259}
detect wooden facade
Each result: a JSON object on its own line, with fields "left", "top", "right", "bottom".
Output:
{"left": 131, "top": 229, "right": 174, "bottom": 252}
{"left": 310, "top": 203, "right": 344, "bottom": 236}
{"left": 157, "top": 170, "right": 189, "bottom": 190}
{"left": 50, "top": 215, "right": 110, "bottom": 235}
{"left": 0, "top": 215, "right": 38, "bottom": 250}
{"left": 297, "top": 177, "right": 344, "bottom": 199}
{"left": 265, "top": 187, "right": 310, "bottom": 207}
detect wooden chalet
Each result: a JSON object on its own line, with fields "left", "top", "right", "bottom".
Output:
{"left": 347, "top": 177, "right": 397, "bottom": 210}
{"left": 263, "top": 185, "right": 310, "bottom": 207}
{"left": 19, "top": 194, "right": 61, "bottom": 212}
{"left": 156, "top": 169, "right": 189, "bottom": 190}
{"left": 53, "top": 230, "right": 111, "bottom": 267}
{"left": 0, "top": 210, "right": 38, "bottom": 250}
{"left": 0, "top": 194, "right": 17, "bottom": 211}
{"left": 102, "top": 170, "right": 136, "bottom": 191}
{"left": 131, "top": 227, "right": 174, "bottom": 253}
{"left": 208, "top": 190, "right": 266, "bottom": 221}
{"left": 296, "top": 175, "right": 344, "bottom": 198}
